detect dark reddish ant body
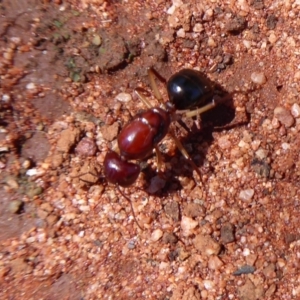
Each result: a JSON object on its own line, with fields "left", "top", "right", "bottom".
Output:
{"left": 104, "top": 69, "right": 219, "bottom": 186}
{"left": 103, "top": 68, "right": 227, "bottom": 229}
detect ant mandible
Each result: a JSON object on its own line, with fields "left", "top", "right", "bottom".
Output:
{"left": 103, "top": 68, "right": 228, "bottom": 230}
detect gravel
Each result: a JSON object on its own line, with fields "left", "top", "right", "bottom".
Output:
{"left": 1, "top": 0, "right": 300, "bottom": 299}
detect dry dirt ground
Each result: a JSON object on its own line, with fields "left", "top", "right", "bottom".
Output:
{"left": 1, "top": 0, "right": 300, "bottom": 299}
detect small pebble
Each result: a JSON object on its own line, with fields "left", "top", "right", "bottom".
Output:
{"left": 127, "top": 240, "right": 135, "bottom": 249}
{"left": 239, "top": 189, "right": 254, "bottom": 202}
{"left": 183, "top": 202, "right": 205, "bottom": 218}
{"left": 5, "top": 177, "right": 19, "bottom": 189}
{"left": 167, "top": 4, "right": 176, "bottom": 15}
{"left": 3, "top": 52, "right": 13, "bottom": 60}
{"left": 262, "top": 263, "right": 276, "bottom": 278}
{"left": 115, "top": 92, "right": 132, "bottom": 103}
{"left": 265, "top": 284, "right": 277, "bottom": 298}
{"left": 92, "top": 35, "right": 102, "bottom": 46}
{"left": 26, "top": 237, "right": 36, "bottom": 243}
{"left": 8, "top": 200, "right": 23, "bottom": 214}
{"left": 10, "top": 37, "right": 21, "bottom": 44}
{"left": 75, "top": 137, "right": 97, "bottom": 157}
{"left": 243, "top": 248, "right": 250, "bottom": 256}
{"left": 26, "top": 168, "right": 45, "bottom": 177}
{"left": 251, "top": 140, "right": 261, "bottom": 151}
{"left": 56, "top": 128, "right": 81, "bottom": 153}
{"left": 203, "top": 280, "right": 214, "bottom": 290}
{"left": 26, "top": 82, "right": 36, "bottom": 90}
{"left": 233, "top": 265, "right": 255, "bottom": 275}
{"left": 78, "top": 231, "right": 85, "bottom": 237}
{"left": 37, "top": 232, "right": 46, "bottom": 243}
{"left": 269, "top": 33, "right": 277, "bottom": 44}
{"left": 164, "top": 201, "right": 180, "bottom": 221}
{"left": 218, "top": 135, "right": 231, "bottom": 149}
{"left": 45, "top": 214, "right": 57, "bottom": 228}
{"left": 281, "top": 143, "right": 290, "bottom": 150}
{"left": 100, "top": 122, "right": 119, "bottom": 142}
{"left": 271, "top": 117, "right": 280, "bottom": 128}
{"left": 147, "top": 176, "right": 166, "bottom": 194}
{"left": 250, "top": 72, "right": 267, "bottom": 85}
{"left": 0, "top": 146, "right": 9, "bottom": 152}
{"left": 2, "top": 94, "right": 10, "bottom": 102}
{"left": 225, "top": 15, "right": 246, "bottom": 33}
{"left": 177, "top": 28, "right": 185, "bottom": 38}
{"left": 22, "top": 160, "right": 31, "bottom": 169}
{"left": 274, "top": 107, "right": 294, "bottom": 128}
{"left": 193, "top": 23, "right": 204, "bottom": 32}
{"left": 37, "top": 208, "right": 48, "bottom": 219}
{"left": 243, "top": 40, "right": 251, "bottom": 49}
{"left": 220, "top": 223, "right": 235, "bottom": 244}
{"left": 181, "top": 216, "right": 198, "bottom": 236}
{"left": 26, "top": 186, "right": 43, "bottom": 198}
{"left": 251, "top": 159, "right": 270, "bottom": 178}
{"left": 173, "top": 0, "right": 183, "bottom": 6}
{"left": 162, "top": 232, "right": 178, "bottom": 245}
{"left": 208, "top": 256, "right": 224, "bottom": 270}
{"left": 40, "top": 202, "right": 53, "bottom": 213}
{"left": 238, "top": 140, "right": 249, "bottom": 149}
{"left": 207, "top": 37, "right": 217, "bottom": 48}
{"left": 79, "top": 205, "right": 90, "bottom": 212}
{"left": 291, "top": 103, "right": 300, "bottom": 118}
{"left": 238, "top": 0, "right": 250, "bottom": 11}
{"left": 203, "top": 8, "right": 214, "bottom": 20}
{"left": 255, "top": 148, "right": 268, "bottom": 160}
{"left": 193, "top": 234, "right": 221, "bottom": 256}
{"left": 177, "top": 248, "right": 190, "bottom": 261}
{"left": 151, "top": 229, "right": 163, "bottom": 242}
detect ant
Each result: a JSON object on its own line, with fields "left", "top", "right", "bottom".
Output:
{"left": 103, "top": 68, "right": 230, "bottom": 230}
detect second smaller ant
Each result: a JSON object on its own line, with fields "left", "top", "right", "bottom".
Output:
{"left": 103, "top": 68, "right": 230, "bottom": 230}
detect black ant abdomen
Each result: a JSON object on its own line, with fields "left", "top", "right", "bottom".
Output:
{"left": 167, "top": 69, "right": 214, "bottom": 110}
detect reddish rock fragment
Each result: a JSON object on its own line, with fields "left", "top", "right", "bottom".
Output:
{"left": 220, "top": 223, "right": 235, "bottom": 244}
{"left": 274, "top": 107, "right": 294, "bottom": 128}
{"left": 100, "top": 122, "right": 119, "bottom": 142}
{"left": 164, "top": 201, "right": 180, "bottom": 221}
{"left": 193, "top": 234, "right": 221, "bottom": 256}
{"left": 75, "top": 137, "right": 97, "bottom": 157}
{"left": 56, "top": 128, "right": 81, "bottom": 153}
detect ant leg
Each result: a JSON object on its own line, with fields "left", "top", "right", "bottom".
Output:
{"left": 147, "top": 68, "right": 164, "bottom": 104}
{"left": 117, "top": 185, "right": 143, "bottom": 230}
{"left": 135, "top": 68, "right": 167, "bottom": 108}
{"left": 183, "top": 94, "right": 232, "bottom": 118}
{"left": 136, "top": 68, "right": 168, "bottom": 108}
{"left": 112, "top": 142, "right": 120, "bottom": 153}
{"left": 168, "top": 130, "right": 203, "bottom": 183}
{"left": 134, "top": 89, "right": 152, "bottom": 109}
{"left": 182, "top": 100, "right": 217, "bottom": 118}
{"left": 155, "top": 146, "right": 163, "bottom": 172}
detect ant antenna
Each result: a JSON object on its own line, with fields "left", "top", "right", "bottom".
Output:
{"left": 116, "top": 185, "right": 144, "bottom": 230}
